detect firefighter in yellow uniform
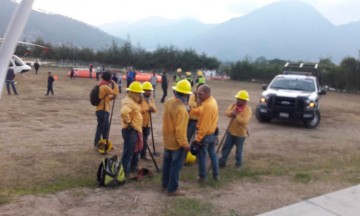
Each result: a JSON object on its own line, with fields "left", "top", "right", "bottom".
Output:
{"left": 173, "top": 68, "right": 182, "bottom": 85}
{"left": 219, "top": 90, "right": 252, "bottom": 169}
{"left": 189, "top": 84, "right": 219, "bottom": 182}
{"left": 120, "top": 81, "right": 144, "bottom": 177}
{"left": 195, "top": 70, "right": 206, "bottom": 86}
{"left": 140, "top": 81, "right": 157, "bottom": 161}
{"left": 162, "top": 79, "right": 192, "bottom": 196}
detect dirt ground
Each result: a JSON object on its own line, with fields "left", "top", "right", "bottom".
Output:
{"left": 0, "top": 66, "right": 359, "bottom": 216}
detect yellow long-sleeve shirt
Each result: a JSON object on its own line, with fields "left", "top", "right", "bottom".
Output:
{"left": 188, "top": 93, "right": 199, "bottom": 120}
{"left": 140, "top": 97, "right": 157, "bottom": 127}
{"left": 225, "top": 104, "right": 252, "bottom": 137}
{"left": 121, "top": 96, "right": 143, "bottom": 133}
{"left": 95, "top": 83, "right": 119, "bottom": 112}
{"left": 162, "top": 97, "right": 189, "bottom": 150}
{"left": 190, "top": 96, "right": 218, "bottom": 142}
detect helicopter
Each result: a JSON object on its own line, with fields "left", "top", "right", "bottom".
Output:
{"left": 0, "top": 38, "right": 48, "bottom": 74}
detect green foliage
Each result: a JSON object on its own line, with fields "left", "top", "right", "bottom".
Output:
{"left": 294, "top": 173, "right": 312, "bottom": 184}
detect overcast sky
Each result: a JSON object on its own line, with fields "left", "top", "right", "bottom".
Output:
{"left": 31, "top": 0, "right": 360, "bottom": 26}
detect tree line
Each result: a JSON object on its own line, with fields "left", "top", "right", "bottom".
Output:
{"left": 224, "top": 57, "right": 360, "bottom": 92}
{"left": 14, "top": 38, "right": 220, "bottom": 72}
{"left": 15, "top": 38, "right": 360, "bottom": 92}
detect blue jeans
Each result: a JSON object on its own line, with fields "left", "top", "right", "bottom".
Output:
{"left": 6, "top": 81, "right": 18, "bottom": 95}
{"left": 162, "top": 148, "right": 185, "bottom": 192}
{"left": 198, "top": 134, "right": 219, "bottom": 178}
{"left": 141, "top": 127, "right": 151, "bottom": 157}
{"left": 187, "top": 120, "right": 197, "bottom": 143}
{"left": 94, "top": 110, "right": 109, "bottom": 146}
{"left": 219, "top": 134, "right": 245, "bottom": 167}
{"left": 121, "top": 128, "right": 139, "bottom": 176}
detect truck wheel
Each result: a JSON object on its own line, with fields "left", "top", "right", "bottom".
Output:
{"left": 255, "top": 107, "right": 271, "bottom": 122}
{"left": 304, "top": 110, "right": 321, "bottom": 129}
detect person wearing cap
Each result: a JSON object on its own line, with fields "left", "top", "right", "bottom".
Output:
{"left": 94, "top": 71, "right": 119, "bottom": 147}
{"left": 162, "top": 79, "right": 192, "bottom": 196}
{"left": 195, "top": 70, "right": 206, "bottom": 86}
{"left": 185, "top": 71, "right": 194, "bottom": 87}
{"left": 140, "top": 81, "right": 157, "bottom": 161}
{"left": 189, "top": 84, "right": 220, "bottom": 182}
{"left": 218, "top": 90, "right": 252, "bottom": 170}
{"left": 173, "top": 68, "right": 182, "bottom": 85}
{"left": 120, "top": 81, "right": 144, "bottom": 177}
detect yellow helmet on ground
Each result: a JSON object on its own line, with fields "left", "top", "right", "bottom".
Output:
{"left": 186, "top": 71, "right": 191, "bottom": 76}
{"left": 142, "top": 81, "right": 153, "bottom": 91}
{"left": 197, "top": 70, "right": 203, "bottom": 76}
{"left": 127, "top": 81, "right": 144, "bottom": 93}
{"left": 98, "top": 139, "right": 114, "bottom": 154}
{"left": 235, "top": 90, "right": 250, "bottom": 101}
{"left": 172, "top": 79, "right": 192, "bottom": 95}
{"left": 185, "top": 151, "right": 196, "bottom": 164}
{"left": 177, "top": 68, "right": 182, "bottom": 73}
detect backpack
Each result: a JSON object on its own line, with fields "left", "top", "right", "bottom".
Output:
{"left": 97, "top": 155, "right": 125, "bottom": 187}
{"left": 90, "top": 85, "right": 108, "bottom": 106}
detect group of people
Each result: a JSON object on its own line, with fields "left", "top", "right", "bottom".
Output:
{"left": 5, "top": 66, "right": 55, "bottom": 96}
{"left": 93, "top": 69, "right": 252, "bottom": 197}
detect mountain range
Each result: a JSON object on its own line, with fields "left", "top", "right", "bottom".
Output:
{"left": 1, "top": 0, "right": 360, "bottom": 63}
{"left": 0, "top": 0, "right": 124, "bottom": 50}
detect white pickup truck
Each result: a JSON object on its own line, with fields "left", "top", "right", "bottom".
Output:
{"left": 255, "top": 62, "right": 327, "bottom": 128}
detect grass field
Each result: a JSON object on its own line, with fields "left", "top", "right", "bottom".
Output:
{"left": 0, "top": 66, "right": 359, "bottom": 215}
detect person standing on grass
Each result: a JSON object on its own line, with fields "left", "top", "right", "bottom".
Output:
{"left": 149, "top": 70, "right": 158, "bottom": 98}
{"left": 140, "top": 81, "right": 157, "bottom": 161}
{"left": 218, "top": 90, "right": 252, "bottom": 170}
{"left": 45, "top": 72, "right": 55, "bottom": 96}
{"left": 94, "top": 71, "right": 119, "bottom": 147}
{"left": 160, "top": 70, "right": 168, "bottom": 103}
{"left": 120, "top": 81, "right": 144, "bottom": 177}
{"left": 189, "top": 84, "right": 220, "bottom": 183}
{"left": 162, "top": 80, "right": 192, "bottom": 196}
{"left": 5, "top": 68, "right": 18, "bottom": 95}
{"left": 34, "top": 61, "right": 40, "bottom": 75}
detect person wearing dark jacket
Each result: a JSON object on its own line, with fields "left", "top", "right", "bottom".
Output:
{"left": 34, "top": 61, "right": 40, "bottom": 75}
{"left": 45, "top": 72, "right": 55, "bottom": 96}
{"left": 160, "top": 70, "right": 168, "bottom": 103}
{"left": 6, "top": 68, "right": 18, "bottom": 95}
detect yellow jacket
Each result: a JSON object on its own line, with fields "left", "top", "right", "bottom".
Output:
{"left": 141, "top": 97, "right": 157, "bottom": 127}
{"left": 96, "top": 83, "right": 119, "bottom": 112}
{"left": 190, "top": 96, "right": 218, "bottom": 142}
{"left": 188, "top": 93, "right": 199, "bottom": 120}
{"left": 121, "top": 96, "right": 143, "bottom": 133}
{"left": 162, "top": 97, "right": 189, "bottom": 150}
{"left": 225, "top": 104, "right": 252, "bottom": 137}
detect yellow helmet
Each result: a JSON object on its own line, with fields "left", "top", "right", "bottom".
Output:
{"left": 197, "top": 70, "right": 203, "bottom": 76}
{"left": 172, "top": 79, "right": 192, "bottom": 95}
{"left": 186, "top": 71, "right": 191, "bottom": 76}
{"left": 127, "top": 81, "right": 144, "bottom": 93}
{"left": 235, "top": 90, "right": 250, "bottom": 101}
{"left": 185, "top": 151, "right": 196, "bottom": 164}
{"left": 177, "top": 68, "right": 182, "bottom": 73}
{"left": 98, "top": 139, "right": 114, "bottom": 154}
{"left": 142, "top": 81, "right": 153, "bottom": 91}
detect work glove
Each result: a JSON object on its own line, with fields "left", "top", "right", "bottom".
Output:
{"left": 190, "top": 140, "right": 201, "bottom": 156}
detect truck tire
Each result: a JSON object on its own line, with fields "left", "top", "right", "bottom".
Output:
{"left": 304, "top": 110, "right": 320, "bottom": 129}
{"left": 255, "top": 107, "right": 272, "bottom": 123}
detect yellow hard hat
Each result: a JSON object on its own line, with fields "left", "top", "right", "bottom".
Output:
{"left": 235, "top": 90, "right": 250, "bottom": 101}
{"left": 127, "top": 81, "right": 144, "bottom": 93}
{"left": 98, "top": 139, "right": 114, "bottom": 154}
{"left": 177, "top": 68, "right": 182, "bottom": 73}
{"left": 186, "top": 71, "right": 191, "bottom": 76}
{"left": 172, "top": 79, "right": 193, "bottom": 95}
{"left": 142, "top": 81, "right": 153, "bottom": 91}
{"left": 197, "top": 70, "right": 203, "bottom": 76}
{"left": 185, "top": 151, "right": 196, "bottom": 164}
